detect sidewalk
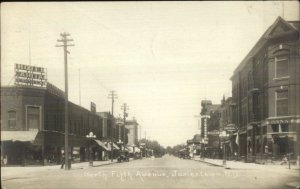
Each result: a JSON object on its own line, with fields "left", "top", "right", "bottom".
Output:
{"left": 68, "top": 159, "right": 118, "bottom": 169}
{"left": 193, "top": 157, "right": 300, "bottom": 171}
{"left": 192, "top": 157, "right": 300, "bottom": 189}
{"left": 1, "top": 160, "right": 118, "bottom": 181}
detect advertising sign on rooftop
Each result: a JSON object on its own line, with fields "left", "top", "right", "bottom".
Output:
{"left": 15, "top": 64, "right": 47, "bottom": 87}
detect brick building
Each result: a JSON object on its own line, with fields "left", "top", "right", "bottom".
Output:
{"left": 1, "top": 82, "right": 110, "bottom": 165}
{"left": 219, "top": 96, "right": 238, "bottom": 160}
{"left": 230, "top": 17, "right": 300, "bottom": 162}
{"left": 199, "top": 100, "right": 221, "bottom": 158}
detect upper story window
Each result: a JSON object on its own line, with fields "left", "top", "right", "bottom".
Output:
{"left": 8, "top": 110, "right": 17, "bottom": 130}
{"left": 27, "top": 106, "right": 41, "bottom": 131}
{"left": 275, "top": 54, "right": 289, "bottom": 78}
{"left": 276, "top": 90, "right": 288, "bottom": 116}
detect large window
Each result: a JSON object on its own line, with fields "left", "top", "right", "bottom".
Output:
{"left": 8, "top": 110, "right": 17, "bottom": 129}
{"left": 275, "top": 55, "right": 289, "bottom": 78}
{"left": 276, "top": 90, "right": 288, "bottom": 116}
{"left": 27, "top": 106, "right": 40, "bottom": 131}
{"left": 271, "top": 124, "right": 279, "bottom": 132}
{"left": 281, "top": 124, "right": 289, "bottom": 132}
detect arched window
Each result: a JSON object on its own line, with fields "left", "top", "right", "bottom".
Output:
{"left": 8, "top": 110, "right": 16, "bottom": 129}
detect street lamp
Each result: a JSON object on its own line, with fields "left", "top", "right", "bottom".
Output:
{"left": 219, "top": 131, "right": 229, "bottom": 168}
{"left": 86, "top": 132, "right": 96, "bottom": 167}
{"left": 116, "top": 118, "right": 124, "bottom": 153}
{"left": 117, "top": 139, "right": 123, "bottom": 160}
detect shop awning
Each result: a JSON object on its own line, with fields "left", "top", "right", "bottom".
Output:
{"left": 123, "top": 146, "right": 129, "bottom": 152}
{"left": 134, "top": 147, "right": 141, "bottom": 153}
{"left": 105, "top": 142, "right": 120, "bottom": 151}
{"left": 106, "top": 144, "right": 112, "bottom": 151}
{"left": 112, "top": 143, "right": 120, "bottom": 150}
{"left": 125, "top": 146, "right": 133, "bottom": 153}
{"left": 1, "top": 131, "right": 39, "bottom": 142}
{"left": 94, "top": 139, "right": 109, "bottom": 151}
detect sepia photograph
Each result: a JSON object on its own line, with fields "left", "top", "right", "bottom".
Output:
{"left": 1, "top": 1, "right": 300, "bottom": 189}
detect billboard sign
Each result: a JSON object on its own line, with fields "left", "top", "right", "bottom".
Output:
{"left": 15, "top": 64, "right": 47, "bottom": 87}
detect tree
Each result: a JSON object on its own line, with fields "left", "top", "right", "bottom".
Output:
{"left": 139, "top": 139, "right": 166, "bottom": 156}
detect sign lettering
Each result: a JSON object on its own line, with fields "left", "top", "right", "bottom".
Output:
{"left": 15, "top": 64, "right": 47, "bottom": 87}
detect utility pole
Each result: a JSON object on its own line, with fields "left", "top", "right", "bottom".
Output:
{"left": 121, "top": 103, "right": 129, "bottom": 144}
{"left": 108, "top": 91, "right": 118, "bottom": 161}
{"left": 56, "top": 32, "right": 74, "bottom": 170}
{"left": 108, "top": 91, "right": 118, "bottom": 116}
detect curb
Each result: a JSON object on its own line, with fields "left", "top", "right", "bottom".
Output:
{"left": 193, "top": 159, "right": 224, "bottom": 168}
{"left": 75, "top": 161, "right": 118, "bottom": 169}
{"left": 91, "top": 161, "right": 118, "bottom": 168}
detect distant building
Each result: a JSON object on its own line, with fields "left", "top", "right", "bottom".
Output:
{"left": 219, "top": 96, "right": 236, "bottom": 160}
{"left": 125, "top": 118, "right": 138, "bottom": 146}
{"left": 200, "top": 100, "right": 221, "bottom": 158}
{"left": 96, "top": 112, "right": 122, "bottom": 160}
{"left": 186, "top": 134, "right": 201, "bottom": 157}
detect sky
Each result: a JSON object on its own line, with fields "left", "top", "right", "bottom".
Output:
{"left": 1, "top": 1, "right": 299, "bottom": 147}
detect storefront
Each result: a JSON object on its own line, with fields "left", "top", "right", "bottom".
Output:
{"left": 1, "top": 84, "right": 106, "bottom": 166}
{"left": 1, "top": 130, "right": 90, "bottom": 166}
{"left": 266, "top": 117, "right": 299, "bottom": 160}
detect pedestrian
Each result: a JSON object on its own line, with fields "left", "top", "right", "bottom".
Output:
{"left": 61, "top": 151, "right": 65, "bottom": 169}
{"left": 3, "top": 155, "right": 8, "bottom": 165}
{"left": 234, "top": 152, "right": 238, "bottom": 161}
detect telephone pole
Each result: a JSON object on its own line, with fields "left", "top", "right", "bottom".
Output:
{"left": 56, "top": 32, "right": 74, "bottom": 170}
{"left": 108, "top": 91, "right": 118, "bottom": 116}
{"left": 121, "top": 103, "right": 129, "bottom": 144}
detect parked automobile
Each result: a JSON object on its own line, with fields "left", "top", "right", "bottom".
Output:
{"left": 117, "top": 152, "right": 129, "bottom": 163}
